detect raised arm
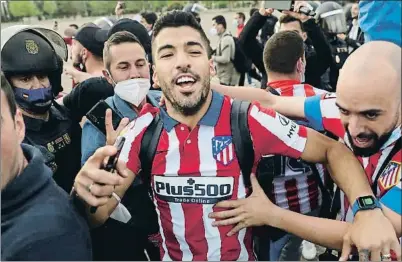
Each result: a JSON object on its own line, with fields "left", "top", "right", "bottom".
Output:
{"left": 211, "top": 82, "right": 307, "bottom": 119}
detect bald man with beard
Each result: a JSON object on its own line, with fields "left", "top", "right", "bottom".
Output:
{"left": 210, "top": 41, "right": 401, "bottom": 261}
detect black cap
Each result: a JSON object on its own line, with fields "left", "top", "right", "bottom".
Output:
{"left": 108, "top": 18, "right": 152, "bottom": 55}
{"left": 74, "top": 24, "right": 108, "bottom": 57}
{"left": 2, "top": 31, "right": 58, "bottom": 75}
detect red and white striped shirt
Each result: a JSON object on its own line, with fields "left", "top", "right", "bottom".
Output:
{"left": 119, "top": 91, "right": 308, "bottom": 261}
{"left": 268, "top": 80, "right": 328, "bottom": 214}
{"left": 304, "top": 93, "right": 401, "bottom": 222}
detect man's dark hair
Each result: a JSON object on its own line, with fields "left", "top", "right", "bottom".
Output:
{"left": 263, "top": 31, "right": 305, "bottom": 74}
{"left": 250, "top": 8, "right": 258, "bottom": 17}
{"left": 237, "top": 12, "right": 246, "bottom": 22}
{"left": 69, "top": 24, "right": 79, "bottom": 30}
{"left": 279, "top": 15, "right": 305, "bottom": 32}
{"left": 141, "top": 12, "right": 158, "bottom": 27}
{"left": 212, "top": 15, "right": 226, "bottom": 29}
{"left": 1, "top": 72, "right": 17, "bottom": 120}
{"left": 103, "top": 31, "right": 143, "bottom": 72}
{"left": 152, "top": 11, "right": 211, "bottom": 58}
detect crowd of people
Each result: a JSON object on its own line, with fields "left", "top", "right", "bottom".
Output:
{"left": 1, "top": 0, "right": 401, "bottom": 261}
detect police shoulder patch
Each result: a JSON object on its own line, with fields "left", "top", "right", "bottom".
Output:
{"left": 25, "top": 39, "right": 39, "bottom": 54}
{"left": 379, "top": 161, "right": 401, "bottom": 190}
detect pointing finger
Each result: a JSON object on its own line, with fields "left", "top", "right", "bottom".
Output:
{"left": 87, "top": 146, "right": 117, "bottom": 168}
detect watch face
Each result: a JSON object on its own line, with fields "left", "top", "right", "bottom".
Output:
{"left": 363, "top": 197, "right": 374, "bottom": 205}
{"left": 358, "top": 196, "right": 375, "bottom": 208}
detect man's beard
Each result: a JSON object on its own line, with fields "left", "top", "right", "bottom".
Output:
{"left": 346, "top": 129, "right": 394, "bottom": 157}
{"left": 161, "top": 71, "right": 210, "bottom": 116}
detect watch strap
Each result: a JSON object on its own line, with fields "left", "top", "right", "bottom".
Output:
{"left": 352, "top": 197, "right": 381, "bottom": 216}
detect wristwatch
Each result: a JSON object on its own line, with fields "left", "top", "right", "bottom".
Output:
{"left": 352, "top": 195, "right": 382, "bottom": 216}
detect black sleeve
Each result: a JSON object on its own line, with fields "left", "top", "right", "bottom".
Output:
{"left": 62, "top": 82, "right": 86, "bottom": 123}
{"left": 62, "top": 78, "right": 114, "bottom": 123}
{"left": 11, "top": 232, "right": 92, "bottom": 261}
{"left": 303, "top": 18, "right": 333, "bottom": 84}
{"left": 345, "top": 32, "right": 364, "bottom": 50}
{"left": 239, "top": 12, "right": 268, "bottom": 74}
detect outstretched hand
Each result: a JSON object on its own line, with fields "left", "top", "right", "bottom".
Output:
{"left": 209, "top": 174, "right": 278, "bottom": 236}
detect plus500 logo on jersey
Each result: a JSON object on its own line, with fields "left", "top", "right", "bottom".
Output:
{"left": 153, "top": 176, "right": 234, "bottom": 204}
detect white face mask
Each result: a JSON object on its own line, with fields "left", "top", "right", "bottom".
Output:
{"left": 233, "top": 19, "right": 239, "bottom": 27}
{"left": 209, "top": 27, "right": 218, "bottom": 36}
{"left": 114, "top": 78, "right": 151, "bottom": 107}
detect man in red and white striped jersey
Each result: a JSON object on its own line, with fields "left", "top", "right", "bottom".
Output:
{"left": 256, "top": 30, "right": 329, "bottom": 261}
{"left": 211, "top": 40, "right": 401, "bottom": 261}
{"left": 73, "top": 12, "right": 395, "bottom": 261}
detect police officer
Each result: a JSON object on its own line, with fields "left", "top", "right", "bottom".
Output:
{"left": 183, "top": 2, "right": 207, "bottom": 23}
{"left": 315, "top": 1, "right": 349, "bottom": 91}
{"left": 1, "top": 25, "right": 82, "bottom": 193}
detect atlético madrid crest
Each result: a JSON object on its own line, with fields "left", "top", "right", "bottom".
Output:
{"left": 379, "top": 161, "right": 401, "bottom": 190}
{"left": 212, "top": 136, "right": 234, "bottom": 166}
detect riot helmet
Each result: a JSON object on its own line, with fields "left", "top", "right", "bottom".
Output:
{"left": 1, "top": 25, "right": 67, "bottom": 113}
{"left": 183, "top": 3, "right": 207, "bottom": 23}
{"left": 315, "top": 1, "right": 347, "bottom": 34}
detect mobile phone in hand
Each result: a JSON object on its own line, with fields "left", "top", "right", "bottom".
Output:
{"left": 86, "top": 100, "right": 123, "bottom": 136}
{"left": 264, "top": 0, "right": 294, "bottom": 11}
{"left": 90, "top": 136, "right": 126, "bottom": 214}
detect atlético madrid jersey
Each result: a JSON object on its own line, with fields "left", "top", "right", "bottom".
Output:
{"left": 119, "top": 91, "right": 308, "bottom": 261}
{"left": 304, "top": 94, "right": 401, "bottom": 222}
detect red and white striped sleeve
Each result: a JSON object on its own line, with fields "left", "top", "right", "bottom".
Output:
{"left": 248, "top": 102, "right": 308, "bottom": 160}
{"left": 119, "top": 110, "right": 156, "bottom": 174}
{"left": 304, "top": 93, "right": 345, "bottom": 138}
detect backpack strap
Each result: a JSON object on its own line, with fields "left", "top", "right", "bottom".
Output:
{"left": 372, "top": 137, "right": 401, "bottom": 195}
{"left": 139, "top": 113, "right": 163, "bottom": 189}
{"left": 230, "top": 99, "right": 254, "bottom": 188}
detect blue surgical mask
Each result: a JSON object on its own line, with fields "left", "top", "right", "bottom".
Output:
{"left": 14, "top": 86, "right": 53, "bottom": 114}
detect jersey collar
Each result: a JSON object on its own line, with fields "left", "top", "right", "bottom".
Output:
{"left": 160, "top": 90, "right": 224, "bottom": 132}
{"left": 268, "top": 79, "right": 301, "bottom": 90}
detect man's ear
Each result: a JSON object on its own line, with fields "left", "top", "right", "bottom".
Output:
{"left": 152, "top": 69, "right": 160, "bottom": 89}
{"left": 209, "top": 59, "right": 216, "bottom": 77}
{"left": 82, "top": 48, "right": 89, "bottom": 60}
{"left": 102, "top": 70, "right": 114, "bottom": 86}
{"left": 15, "top": 109, "right": 25, "bottom": 145}
{"left": 302, "top": 32, "right": 308, "bottom": 42}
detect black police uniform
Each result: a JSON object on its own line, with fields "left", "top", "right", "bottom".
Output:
{"left": 316, "top": 1, "right": 350, "bottom": 91}
{"left": 22, "top": 103, "right": 82, "bottom": 192}
{"left": 324, "top": 35, "right": 349, "bottom": 90}
{"left": 1, "top": 28, "right": 81, "bottom": 193}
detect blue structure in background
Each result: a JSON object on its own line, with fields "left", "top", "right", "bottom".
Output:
{"left": 359, "top": 1, "right": 402, "bottom": 47}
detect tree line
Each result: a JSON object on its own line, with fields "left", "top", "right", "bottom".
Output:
{"left": 1, "top": 0, "right": 256, "bottom": 22}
